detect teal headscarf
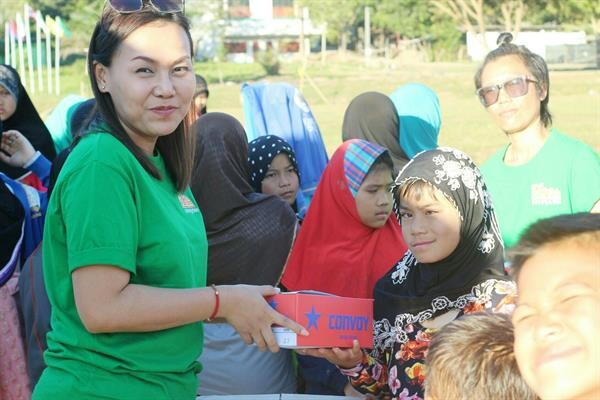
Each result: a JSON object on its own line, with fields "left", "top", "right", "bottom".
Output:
{"left": 389, "top": 83, "right": 441, "bottom": 159}
{"left": 44, "top": 94, "right": 86, "bottom": 153}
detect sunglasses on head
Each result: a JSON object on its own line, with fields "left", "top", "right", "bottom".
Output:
{"left": 108, "top": 0, "right": 184, "bottom": 14}
{"left": 476, "top": 76, "right": 537, "bottom": 107}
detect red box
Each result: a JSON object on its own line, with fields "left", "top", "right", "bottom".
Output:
{"left": 267, "top": 291, "right": 373, "bottom": 349}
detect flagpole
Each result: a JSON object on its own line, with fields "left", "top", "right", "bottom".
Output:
{"left": 16, "top": 13, "right": 27, "bottom": 88}
{"left": 10, "top": 23, "right": 17, "bottom": 67}
{"left": 24, "top": 4, "right": 35, "bottom": 94}
{"left": 55, "top": 16, "right": 61, "bottom": 95}
{"left": 4, "top": 23, "right": 9, "bottom": 66}
{"left": 36, "top": 11, "right": 44, "bottom": 91}
{"left": 45, "top": 15, "right": 52, "bottom": 94}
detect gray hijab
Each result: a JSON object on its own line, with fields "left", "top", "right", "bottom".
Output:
{"left": 342, "top": 91, "right": 409, "bottom": 173}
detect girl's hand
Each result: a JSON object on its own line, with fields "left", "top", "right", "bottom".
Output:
{"left": 296, "top": 339, "right": 364, "bottom": 369}
{"left": 0, "top": 130, "right": 36, "bottom": 167}
{"left": 217, "top": 284, "right": 309, "bottom": 353}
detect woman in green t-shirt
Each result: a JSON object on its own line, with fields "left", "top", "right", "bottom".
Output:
{"left": 33, "top": 2, "right": 306, "bottom": 399}
{"left": 475, "top": 32, "right": 600, "bottom": 250}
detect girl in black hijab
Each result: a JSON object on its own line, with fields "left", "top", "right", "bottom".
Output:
{"left": 300, "top": 148, "right": 515, "bottom": 399}
{"left": 191, "top": 113, "right": 297, "bottom": 286}
{"left": 191, "top": 113, "right": 298, "bottom": 396}
{"left": 0, "top": 64, "right": 55, "bottom": 180}
{"left": 247, "top": 134, "right": 302, "bottom": 217}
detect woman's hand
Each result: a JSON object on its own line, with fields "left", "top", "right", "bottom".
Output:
{"left": 297, "top": 339, "right": 364, "bottom": 369}
{"left": 0, "top": 130, "right": 36, "bottom": 167}
{"left": 217, "top": 284, "right": 309, "bottom": 353}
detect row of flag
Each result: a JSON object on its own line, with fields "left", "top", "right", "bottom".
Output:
{"left": 3, "top": 3, "right": 68, "bottom": 95}
{"left": 6, "top": 5, "right": 70, "bottom": 40}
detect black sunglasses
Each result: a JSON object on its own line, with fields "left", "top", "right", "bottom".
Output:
{"left": 476, "top": 76, "right": 537, "bottom": 107}
{"left": 108, "top": 0, "right": 184, "bottom": 14}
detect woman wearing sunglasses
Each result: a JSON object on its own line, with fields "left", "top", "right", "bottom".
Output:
{"left": 33, "top": 1, "right": 306, "bottom": 399}
{"left": 475, "top": 32, "right": 600, "bottom": 250}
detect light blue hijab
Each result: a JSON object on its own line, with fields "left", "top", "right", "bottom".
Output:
{"left": 389, "top": 83, "right": 441, "bottom": 159}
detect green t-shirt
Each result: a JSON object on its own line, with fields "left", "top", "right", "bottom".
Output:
{"left": 482, "top": 129, "right": 600, "bottom": 249}
{"left": 35, "top": 133, "right": 208, "bottom": 399}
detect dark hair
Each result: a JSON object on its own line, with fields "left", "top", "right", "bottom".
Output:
{"left": 69, "top": 98, "right": 98, "bottom": 138}
{"left": 425, "top": 312, "right": 537, "bottom": 400}
{"left": 87, "top": 3, "right": 195, "bottom": 192}
{"left": 194, "top": 74, "right": 209, "bottom": 97}
{"left": 474, "top": 32, "right": 552, "bottom": 127}
{"left": 509, "top": 213, "right": 600, "bottom": 280}
{"left": 366, "top": 151, "right": 393, "bottom": 178}
{"left": 396, "top": 178, "right": 442, "bottom": 204}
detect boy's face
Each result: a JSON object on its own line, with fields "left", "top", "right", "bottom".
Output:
{"left": 513, "top": 242, "right": 600, "bottom": 400}
{"left": 355, "top": 167, "right": 394, "bottom": 229}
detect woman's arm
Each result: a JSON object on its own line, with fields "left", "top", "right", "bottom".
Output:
{"left": 72, "top": 265, "right": 307, "bottom": 352}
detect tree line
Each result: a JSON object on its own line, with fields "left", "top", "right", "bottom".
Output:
{"left": 2, "top": 0, "right": 599, "bottom": 61}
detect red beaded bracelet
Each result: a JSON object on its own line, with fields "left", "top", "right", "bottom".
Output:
{"left": 206, "top": 284, "right": 220, "bottom": 322}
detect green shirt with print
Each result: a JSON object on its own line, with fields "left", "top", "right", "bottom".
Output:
{"left": 482, "top": 129, "right": 600, "bottom": 249}
{"left": 34, "top": 132, "right": 208, "bottom": 399}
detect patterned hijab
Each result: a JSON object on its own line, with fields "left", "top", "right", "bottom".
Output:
{"left": 374, "top": 147, "right": 508, "bottom": 321}
{"left": 342, "top": 92, "right": 409, "bottom": 174}
{"left": 282, "top": 139, "right": 407, "bottom": 298}
{"left": 190, "top": 113, "right": 297, "bottom": 286}
{"left": 247, "top": 135, "right": 300, "bottom": 192}
{"left": 0, "top": 64, "right": 56, "bottom": 179}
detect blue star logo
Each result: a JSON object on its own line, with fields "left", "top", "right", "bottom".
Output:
{"left": 305, "top": 305, "right": 320, "bottom": 331}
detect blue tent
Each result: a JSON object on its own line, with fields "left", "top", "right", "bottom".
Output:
{"left": 241, "top": 82, "right": 329, "bottom": 214}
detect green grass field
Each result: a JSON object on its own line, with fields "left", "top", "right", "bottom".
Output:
{"left": 31, "top": 54, "right": 599, "bottom": 165}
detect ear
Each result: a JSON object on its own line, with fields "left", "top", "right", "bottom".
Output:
{"left": 536, "top": 85, "right": 547, "bottom": 102}
{"left": 94, "top": 61, "right": 109, "bottom": 93}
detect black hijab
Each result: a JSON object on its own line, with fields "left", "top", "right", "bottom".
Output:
{"left": 247, "top": 135, "right": 299, "bottom": 192}
{"left": 0, "top": 64, "right": 56, "bottom": 178}
{"left": 190, "top": 113, "right": 297, "bottom": 286}
{"left": 247, "top": 134, "right": 300, "bottom": 213}
{"left": 342, "top": 91, "right": 409, "bottom": 173}
{"left": 0, "top": 180, "right": 24, "bottom": 286}
{"left": 374, "top": 147, "right": 508, "bottom": 322}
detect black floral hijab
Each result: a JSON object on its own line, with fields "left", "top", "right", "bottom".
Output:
{"left": 247, "top": 135, "right": 300, "bottom": 192}
{"left": 374, "top": 147, "right": 508, "bottom": 322}
{"left": 0, "top": 64, "right": 56, "bottom": 178}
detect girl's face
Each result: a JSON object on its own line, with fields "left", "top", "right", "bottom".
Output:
{"left": 355, "top": 167, "right": 394, "bottom": 229}
{"left": 0, "top": 84, "right": 17, "bottom": 121}
{"left": 398, "top": 187, "right": 461, "bottom": 263}
{"left": 95, "top": 20, "right": 195, "bottom": 154}
{"left": 261, "top": 153, "right": 300, "bottom": 206}
{"left": 479, "top": 54, "right": 545, "bottom": 135}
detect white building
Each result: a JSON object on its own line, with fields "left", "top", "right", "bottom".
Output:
{"left": 467, "top": 30, "right": 588, "bottom": 61}
{"left": 192, "top": 0, "right": 323, "bottom": 63}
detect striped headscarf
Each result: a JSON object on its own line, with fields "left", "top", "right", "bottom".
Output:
{"left": 282, "top": 139, "right": 407, "bottom": 298}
